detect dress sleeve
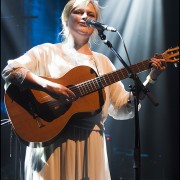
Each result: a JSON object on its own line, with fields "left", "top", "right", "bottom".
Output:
{"left": 108, "top": 81, "right": 136, "bottom": 120}
{"left": 1, "top": 46, "right": 40, "bottom": 91}
{"left": 96, "top": 53, "right": 138, "bottom": 120}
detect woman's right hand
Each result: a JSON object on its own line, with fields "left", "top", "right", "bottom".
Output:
{"left": 44, "top": 81, "right": 77, "bottom": 104}
{"left": 21, "top": 71, "right": 77, "bottom": 104}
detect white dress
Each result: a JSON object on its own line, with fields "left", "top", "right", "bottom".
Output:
{"left": 2, "top": 42, "right": 135, "bottom": 180}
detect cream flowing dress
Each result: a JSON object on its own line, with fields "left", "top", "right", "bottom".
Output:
{"left": 2, "top": 42, "right": 135, "bottom": 180}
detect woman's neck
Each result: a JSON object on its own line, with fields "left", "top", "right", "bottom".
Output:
{"left": 63, "top": 34, "right": 93, "bottom": 55}
{"left": 75, "top": 43, "right": 92, "bottom": 55}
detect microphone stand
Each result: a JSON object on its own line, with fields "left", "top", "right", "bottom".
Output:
{"left": 97, "top": 30, "right": 158, "bottom": 180}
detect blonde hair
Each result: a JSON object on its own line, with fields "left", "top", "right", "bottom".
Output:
{"left": 60, "top": 0, "right": 101, "bottom": 42}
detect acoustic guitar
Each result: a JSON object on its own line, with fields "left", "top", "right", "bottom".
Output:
{"left": 4, "top": 46, "right": 179, "bottom": 147}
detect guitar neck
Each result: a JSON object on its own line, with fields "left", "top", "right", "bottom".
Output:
{"left": 100, "top": 59, "right": 151, "bottom": 86}
{"left": 70, "top": 59, "right": 151, "bottom": 97}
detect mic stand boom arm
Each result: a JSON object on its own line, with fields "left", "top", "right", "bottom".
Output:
{"left": 98, "top": 30, "right": 158, "bottom": 180}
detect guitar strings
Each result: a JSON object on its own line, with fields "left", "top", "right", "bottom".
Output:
{"left": 69, "top": 59, "right": 151, "bottom": 96}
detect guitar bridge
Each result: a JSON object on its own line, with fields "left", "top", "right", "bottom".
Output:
{"left": 28, "top": 102, "right": 45, "bottom": 128}
{"left": 33, "top": 115, "right": 45, "bottom": 128}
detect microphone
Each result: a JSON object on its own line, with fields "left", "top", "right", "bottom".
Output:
{"left": 84, "top": 18, "right": 117, "bottom": 32}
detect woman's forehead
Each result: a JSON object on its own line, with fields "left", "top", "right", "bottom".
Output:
{"left": 73, "top": 0, "right": 90, "bottom": 7}
{"left": 73, "top": 2, "right": 96, "bottom": 12}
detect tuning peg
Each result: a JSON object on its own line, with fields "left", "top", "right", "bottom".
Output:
{"left": 173, "top": 63, "right": 178, "bottom": 68}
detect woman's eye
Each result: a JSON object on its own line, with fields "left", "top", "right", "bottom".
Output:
{"left": 73, "top": 10, "right": 83, "bottom": 14}
{"left": 88, "top": 13, "right": 95, "bottom": 18}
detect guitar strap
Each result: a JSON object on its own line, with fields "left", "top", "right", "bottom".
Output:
{"left": 89, "top": 54, "right": 101, "bottom": 77}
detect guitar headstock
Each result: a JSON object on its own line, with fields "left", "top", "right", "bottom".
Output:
{"left": 162, "top": 46, "right": 179, "bottom": 64}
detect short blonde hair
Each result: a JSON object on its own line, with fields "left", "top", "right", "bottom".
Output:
{"left": 60, "top": 0, "right": 101, "bottom": 42}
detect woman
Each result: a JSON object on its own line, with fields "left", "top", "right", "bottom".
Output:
{"left": 2, "top": 0, "right": 166, "bottom": 179}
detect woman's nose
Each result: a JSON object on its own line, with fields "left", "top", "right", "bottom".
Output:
{"left": 81, "top": 12, "right": 87, "bottom": 19}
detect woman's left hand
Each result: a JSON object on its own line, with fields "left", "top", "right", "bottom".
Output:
{"left": 149, "top": 53, "right": 167, "bottom": 80}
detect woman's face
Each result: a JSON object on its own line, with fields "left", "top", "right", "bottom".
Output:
{"left": 67, "top": 3, "right": 97, "bottom": 40}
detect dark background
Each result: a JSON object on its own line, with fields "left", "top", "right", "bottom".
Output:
{"left": 1, "top": 0, "right": 179, "bottom": 179}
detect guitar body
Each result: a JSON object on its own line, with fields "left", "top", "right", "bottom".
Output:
{"left": 4, "top": 66, "right": 106, "bottom": 147}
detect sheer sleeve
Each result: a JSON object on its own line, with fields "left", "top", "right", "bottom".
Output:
{"left": 2, "top": 62, "right": 30, "bottom": 91}
{"left": 1, "top": 46, "right": 39, "bottom": 91}
{"left": 108, "top": 81, "right": 136, "bottom": 120}
{"left": 95, "top": 53, "right": 139, "bottom": 120}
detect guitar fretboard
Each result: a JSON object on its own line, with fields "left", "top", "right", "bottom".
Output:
{"left": 70, "top": 59, "right": 151, "bottom": 97}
